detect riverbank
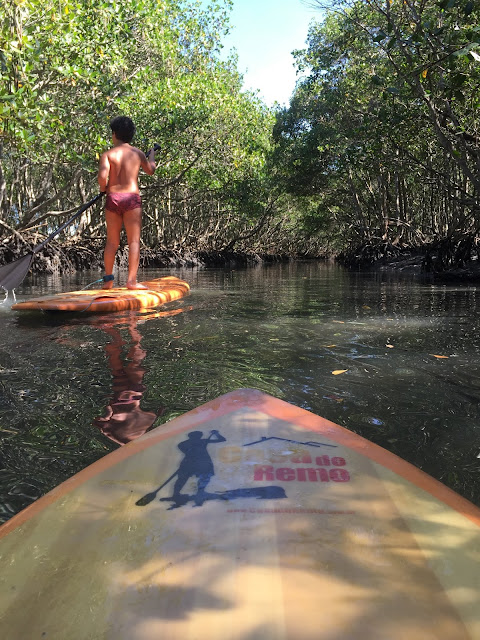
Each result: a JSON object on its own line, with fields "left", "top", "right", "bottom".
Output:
{"left": 3, "top": 237, "right": 480, "bottom": 282}
{"left": 339, "top": 244, "right": 480, "bottom": 283}
{"left": 369, "top": 251, "right": 480, "bottom": 282}
{"left": 0, "top": 237, "right": 299, "bottom": 277}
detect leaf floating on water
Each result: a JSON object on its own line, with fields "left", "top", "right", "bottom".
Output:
{"left": 430, "top": 354, "right": 449, "bottom": 359}
{"left": 324, "top": 394, "right": 343, "bottom": 402}
{"left": 332, "top": 369, "right": 348, "bottom": 375}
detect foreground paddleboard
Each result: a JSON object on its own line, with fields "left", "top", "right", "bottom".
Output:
{"left": 11, "top": 276, "right": 189, "bottom": 313}
{"left": 1, "top": 389, "right": 479, "bottom": 639}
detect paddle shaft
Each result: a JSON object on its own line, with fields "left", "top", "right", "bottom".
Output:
{"left": 36, "top": 144, "right": 160, "bottom": 253}
{"left": 135, "top": 470, "right": 178, "bottom": 506}
{"left": 33, "top": 193, "right": 105, "bottom": 254}
{"left": 34, "top": 147, "right": 160, "bottom": 254}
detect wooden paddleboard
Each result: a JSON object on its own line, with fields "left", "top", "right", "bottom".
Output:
{"left": 1, "top": 389, "right": 479, "bottom": 639}
{"left": 11, "top": 276, "right": 190, "bottom": 313}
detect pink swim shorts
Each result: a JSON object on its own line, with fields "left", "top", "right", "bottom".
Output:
{"left": 106, "top": 193, "right": 142, "bottom": 215}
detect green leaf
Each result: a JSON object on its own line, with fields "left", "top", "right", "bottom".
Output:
{"left": 372, "top": 30, "right": 387, "bottom": 43}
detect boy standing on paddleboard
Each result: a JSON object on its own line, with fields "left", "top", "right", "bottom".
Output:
{"left": 97, "top": 116, "right": 157, "bottom": 290}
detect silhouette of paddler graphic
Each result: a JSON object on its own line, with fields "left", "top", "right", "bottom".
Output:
{"left": 164, "top": 430, "right": 226, "bottom": 508}
{"left": 136, "top": 430, "right": 289, "bottom": 509}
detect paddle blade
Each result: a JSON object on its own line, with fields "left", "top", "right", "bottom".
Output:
{"left": 0, "top": 253, "right": 34, "bottom": 291}
{"left": 135, "top": 492, "right": 158, "bottom": 507}
{"left": 135, "top": 471, "right": 177, "bottom": 506}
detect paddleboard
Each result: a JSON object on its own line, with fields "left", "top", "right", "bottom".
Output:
{"left": 0, "top": 389, "right": 479, "bottom": 639}
{"left": 11, "top": 276, "right": 190, "bottom": 313}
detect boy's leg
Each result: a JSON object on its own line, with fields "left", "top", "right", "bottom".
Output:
{"left": 104, "top": 209, "right": 123, "bottom": 289}
{"left": 123, "top": 207, "right": 147, "bottom": 289}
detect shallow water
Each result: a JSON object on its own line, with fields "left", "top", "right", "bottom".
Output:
{"left": 0, "top": 261, "right": 479, "bottom": 522}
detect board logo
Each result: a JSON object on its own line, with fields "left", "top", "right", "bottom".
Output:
{"left": 136, "top": 431, "right": 350, "bottom": 510}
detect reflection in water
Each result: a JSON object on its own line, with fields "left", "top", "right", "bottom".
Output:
{"left": 93, "top": 319, "right": 161, "bottom": 445}
{"left": 1, "top": 263, "right": 480, "bottom": 525}
{"left": 92, "top": 307, "right": 189, "bottom": 445}
{"left": 0, "top": 303, "right": 191, "bottom": 523}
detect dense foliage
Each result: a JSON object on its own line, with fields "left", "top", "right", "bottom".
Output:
{"left": 2, "top": 0, "right": 480, "bottom": 269}
{"left": 1, "top": 0, "right": 314, "bottom": 266}
{"left": 274, "top": 0, "right": 480, "bottom": 267}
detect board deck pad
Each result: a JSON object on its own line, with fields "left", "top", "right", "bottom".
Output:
{"left": 11, "top": 276, "right": 190, "bottom": 313}
{"left": 0, "top": 389, "right": 479, "bottom": 639}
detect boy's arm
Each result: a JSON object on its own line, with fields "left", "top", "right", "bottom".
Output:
{"left": 139, "top": 149, "right": 156, "bottom": 176}
{"left": 207, "top": 430, "right": 226, "bottom": 443}
{"left": 97, "top": 153, "right": 110, "bottom": 192}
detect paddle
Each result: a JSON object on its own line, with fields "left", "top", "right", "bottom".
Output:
{"left": 135, "top": 470, "right": 178, "bottom": 506}
{"left": 146, "top": 142, "right": 161, "bottom": 157}
{"left": 0, "top": 192, "right": 105, "bottom": 292}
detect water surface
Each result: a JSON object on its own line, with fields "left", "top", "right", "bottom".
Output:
{"left": 1, "top": 261, "right": 479, "bottom": 522}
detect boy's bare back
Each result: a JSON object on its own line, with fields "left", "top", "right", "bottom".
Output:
{"left": 98, "top": 116, "right": 157, "bottom": 289}
{"left": 98, "top": 144, "right": 153, "bottom": 194}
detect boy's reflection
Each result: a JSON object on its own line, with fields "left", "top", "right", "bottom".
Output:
{"left": 93, "top": 318, "right": 162, "bottom": 445}
{"left": 91, "top": 307, "right": 188, "bottom": 445}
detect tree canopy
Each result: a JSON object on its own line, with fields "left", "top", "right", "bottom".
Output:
{"left": 0, "top": 0, "right": 299, "bottom": 264}
{"left": 274, "top": 0, "right": 480, "bottom": 267}
{"left": 2, "top": 0, "right": 480, "bottom": 270}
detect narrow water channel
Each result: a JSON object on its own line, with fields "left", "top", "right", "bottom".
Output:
{"left": 0, "top": 261, "right": 479, "bottom": 523}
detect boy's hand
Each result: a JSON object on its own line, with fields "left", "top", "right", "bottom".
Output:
{"left": 146, "top": 143, "right": 161, "bottom": 156}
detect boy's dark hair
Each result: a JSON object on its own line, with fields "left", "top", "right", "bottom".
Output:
{"left": 110, "top": 116, "right": 136, "bottom": 143}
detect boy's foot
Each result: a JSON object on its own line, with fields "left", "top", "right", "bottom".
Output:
{"left": 126, "top": 282, "right": 148, "bottom": 290}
